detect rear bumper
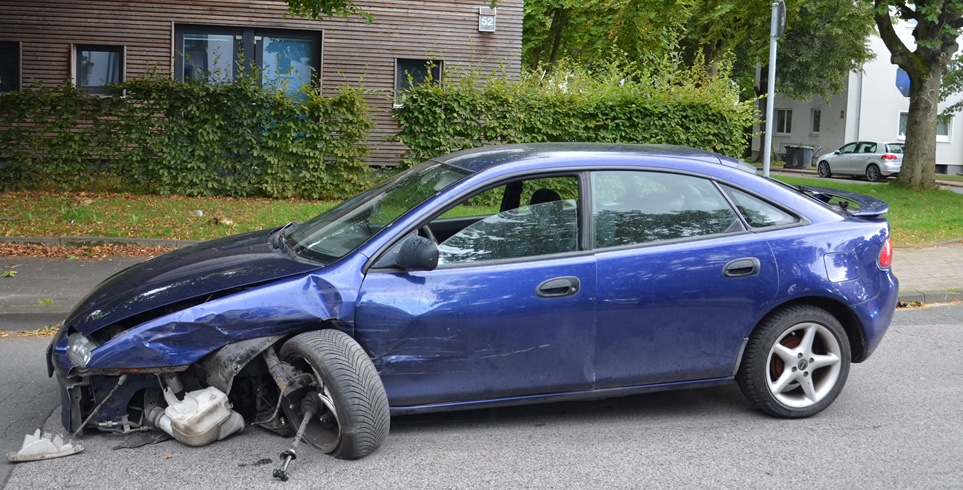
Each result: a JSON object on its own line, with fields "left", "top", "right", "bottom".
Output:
{"left": 851, "top": 270, "right": 899, "bottom": 362}
{"left": 880, "top": 163, "right": 901, "bottom": 176}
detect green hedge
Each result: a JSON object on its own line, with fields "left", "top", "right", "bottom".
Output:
{"left": 394, "top": 63, "right": 756, "bottom": 167}
{"left": 0, "top": 76, "right": 372, "bottom": 199}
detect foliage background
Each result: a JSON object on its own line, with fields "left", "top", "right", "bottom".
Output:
{"left": 394, "top": 60, "right": 757, "bottom": 167}
{"left": 0, "top": 76, "right": 372, "bottom": 199}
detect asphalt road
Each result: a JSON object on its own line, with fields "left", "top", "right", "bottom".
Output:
{"left": 2, "top": 303, "right": 961, "bottom": 488}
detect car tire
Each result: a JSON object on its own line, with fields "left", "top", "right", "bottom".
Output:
{"left": 865, "top": 164, "right": 882, "bottom": 182}
{"left": 736, "top": 305, "right": 851, "bottom": 419}
{"left": 817, "top": 161, "right": 832, "bottom": 178}
{"left": 279, "top": 329, "right": 390, "bottom": 459}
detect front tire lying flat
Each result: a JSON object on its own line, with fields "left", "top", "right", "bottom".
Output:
{"left": 279, "top": 329, "right": 390, "bottom": 459}
{"left": 737, "top": 305, "right": 851, "bottom": 418}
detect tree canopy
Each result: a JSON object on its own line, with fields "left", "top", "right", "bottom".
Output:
{"left": 283, "top": 0, "right": 370, "bottom": 21}
{"left": 283, "top": 0, "right": 498, "bottom": 22}
{"left": 523, "top": 1, "right": 874, "bottom": 102}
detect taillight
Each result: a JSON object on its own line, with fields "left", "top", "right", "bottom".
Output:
{"left": 881, "top": 153, "right": 899, "bottom": 160}
{"left": 878, "top": 236, "right": 893, "bottom": 269}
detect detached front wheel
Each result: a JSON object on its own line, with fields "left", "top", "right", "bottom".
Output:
{"left": 279, "top": 329, "right": 390, "bottom": 459}
{"left": 737, "top": 305, "right": 851, "bottom": 418}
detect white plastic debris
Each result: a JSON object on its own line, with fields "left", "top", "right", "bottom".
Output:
{"left": 6, "top": 429, "right": 83, "bottom": 462}
{"left": 149, "top": 387, "right": 244, "bottom": 447}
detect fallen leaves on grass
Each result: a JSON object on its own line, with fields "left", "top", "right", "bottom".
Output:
{"left": 0, "top": 324, "right": 59, "bottom": 338}
{"left": 0, "top": 243, "right": 174, "bottom": 259}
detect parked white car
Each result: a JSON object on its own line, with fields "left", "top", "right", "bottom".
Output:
{"left": 817, "top": 141, "right": 903, "bottom": 182}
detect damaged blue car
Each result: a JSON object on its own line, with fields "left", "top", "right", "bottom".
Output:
{"left": 47, "top": 143, "right": 899, "bottom": 463}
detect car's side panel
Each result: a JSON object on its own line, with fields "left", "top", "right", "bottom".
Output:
{"left": 762, "top": 220, "right": 888, "bottom": 305}
{"left": 757, "top": 219, "right": 897, "bottom": 358}
{"left": 593, "top": 234, "right": 779, "bottom": 388}
{"left": 355, "top": 255, "right": 598, "bottom": 407}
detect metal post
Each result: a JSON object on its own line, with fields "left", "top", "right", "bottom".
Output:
{"left": 763, "top": 0, "right": 784, "bottom": 178}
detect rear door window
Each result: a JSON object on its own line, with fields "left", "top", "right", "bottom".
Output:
{"left": 591, "top": 171, "right": 742, "bottom": 248}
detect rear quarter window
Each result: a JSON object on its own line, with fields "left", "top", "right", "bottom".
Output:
{"left": 722, "top": 185, "right": 799, "bottom": 228}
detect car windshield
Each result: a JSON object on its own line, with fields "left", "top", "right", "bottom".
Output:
{"left": 284, "top": 161, "right": 471, "bottom": 263}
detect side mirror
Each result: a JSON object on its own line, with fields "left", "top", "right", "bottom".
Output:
{"left": 834, "top": 150, "right": 841, "bottom": 155}
{"left": 395, "top": 235, "right": 439, "bottom": 271}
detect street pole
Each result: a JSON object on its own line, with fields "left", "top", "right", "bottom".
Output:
{"left": 763, "top": 0, "right": 785, "bottom": 178}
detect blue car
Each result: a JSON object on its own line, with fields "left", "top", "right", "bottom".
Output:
{"left": 47, "top": 143, "right": 898, "bottom": 462}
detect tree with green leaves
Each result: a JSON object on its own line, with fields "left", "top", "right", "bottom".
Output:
{"left": 757, "top": 1, "right": 875, "bottom": 160}
{"left": 523, "top": 0, "right": 690, "bottom": 71}
{"left": 874, "top": 1, "right": 962, "bottom": 189}
{"left": 283, "top": 0, "right": 370, "bottom": 20}
{"left": 282, "top": 0, "right": 498, "bottom": 22}
{"left": 522, "top": 1, "right": 875, "bottom": 159}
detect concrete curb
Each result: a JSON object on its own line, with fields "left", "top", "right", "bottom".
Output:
{"left": 897, "top": 290, "right": 963, "bottom": 305}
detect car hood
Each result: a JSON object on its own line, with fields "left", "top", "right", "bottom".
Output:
{"left": 64, "top": 229, "right": 322, "bottom": 335}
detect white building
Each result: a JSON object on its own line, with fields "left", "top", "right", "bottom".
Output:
{"left": 755, "top": 21, "right": 963, "bottom": 175}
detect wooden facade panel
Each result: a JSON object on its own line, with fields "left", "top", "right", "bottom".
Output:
{"left": 0, "top": 0, "right": 522, "bottom": 166}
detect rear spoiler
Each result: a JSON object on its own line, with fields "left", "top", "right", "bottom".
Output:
{"left": 796, "top": 185, "right": 889, "bottom": 217}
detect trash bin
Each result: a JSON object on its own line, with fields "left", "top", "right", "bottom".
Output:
{"left": 784, "top": 145, "right": 815, "bottom": 169}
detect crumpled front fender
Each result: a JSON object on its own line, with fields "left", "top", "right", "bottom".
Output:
{"left": 51, "top": 274, "right": 346, "bottom": 377}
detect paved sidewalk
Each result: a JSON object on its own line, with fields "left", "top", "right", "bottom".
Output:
{"left": 890, "top": 239, "right": 963, "bottom": 304}
{"left": 1, "top": 238, "right": 961, "bottom": 331}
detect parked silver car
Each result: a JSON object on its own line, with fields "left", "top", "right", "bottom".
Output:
{"left": 816, "top": 141, "right": 903, "bottom": 182}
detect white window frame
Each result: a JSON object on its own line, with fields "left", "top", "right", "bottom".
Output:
{"left": 899, "top": 112, "right": 952, "bottom": 142}
{"left": 937, "top": 115, "right": 952, "bottom": 142}
{"left": 775, "top": 109, "right": 792, "bottom": 135}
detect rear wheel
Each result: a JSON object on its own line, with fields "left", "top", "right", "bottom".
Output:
{"left": 865, "top": 163, "right": 882, "bottom": 182}
{"left": 817, "top": 161, "right": 832, "bottom": 178}
{"left": 737, "top": 305, "right": 851, "bottom": 418}
{"left": 279, "top": 329, "right": 390, "bottom": 459}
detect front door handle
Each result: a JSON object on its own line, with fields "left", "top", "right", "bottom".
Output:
{"left": 723, "top": 258, "right": 761, "bottom": 278}
{"left": 536, "top": 276, "right": 580, "bottom": 298}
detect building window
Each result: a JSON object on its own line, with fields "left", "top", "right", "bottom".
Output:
{"left": 179, "top": 30, "right": 238, "bottom": 83}
{"left": 75, "top": 45, "right": 124, "bottom": 95}
{"left": 810, "top": 109, "right": 821, "bottom": 134}
{"left": 938, "top": 115, "right": 952, "bottom": 141}
{"left": 774, "top": 109, "right": 792, "bottom": 134}
{"left": 174, "top": 25, "right": 321, "bottom": 95}
{"left": 0, "top": 40, "right": 21, "bottom": 92}
{"left": 899, "top": 112, "right": 952, "bottom": 142}
{"left": 395, "top": 59, "right": 442, "bottom": 106}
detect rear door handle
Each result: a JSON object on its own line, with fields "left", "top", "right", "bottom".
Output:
{"left": 723, "top": 258, "right": 760, "bottom": 278}
{"left": 537, "top": 276, "right": 580, "bottom": 298}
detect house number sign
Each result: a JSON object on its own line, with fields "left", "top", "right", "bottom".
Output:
{"left": 478, "top": 7, "right": 496, "bottom": 32}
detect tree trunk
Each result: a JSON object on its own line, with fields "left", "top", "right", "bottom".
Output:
{"left": 547, "top": 8, "right": 568, "bottom": 65}
{"left": 899, "top": 70, "right": 940, "bottom": 189}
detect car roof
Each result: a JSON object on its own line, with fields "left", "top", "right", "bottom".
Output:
{"left": 432, "top": 143, "right": 757, "bottom": 175}
{"left": 845, "top": 141, "right": 902, "bottom": 146}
